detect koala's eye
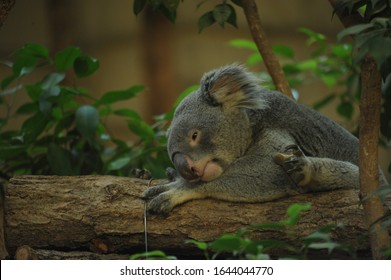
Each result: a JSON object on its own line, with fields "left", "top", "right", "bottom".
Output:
{"left": 191, "top": 131, "right": 198, "bottom": 141}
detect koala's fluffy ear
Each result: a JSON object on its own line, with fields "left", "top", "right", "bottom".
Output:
{"left": 200, "top": 64, "right": 267, "bottom": 110}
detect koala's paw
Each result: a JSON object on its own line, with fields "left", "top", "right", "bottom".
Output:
{"left": 141, "top": 184, "right": 171, "bottom": 200}
{"left": 166, "top": 167, "right": 179, "bottom": 182}
{"left": 141, "top": 185, "right": 175, "bottom": 215}
{"left": 273, "top": 144, "right": 312, "bottom": 188}
{"left": 146, "top": 191, "right": 176, "bottom": 215}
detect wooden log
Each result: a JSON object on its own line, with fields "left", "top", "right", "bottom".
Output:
{"left": 4, "top": 175, "right": 368, "bottom": 257}
{"left": 15, "top": 245, "right": 127, "bottom": 260}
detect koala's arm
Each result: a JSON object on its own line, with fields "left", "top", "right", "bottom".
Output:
{"left": 142, "top": 161, "right": 294, "bottom": 215}
{"left": 273, "top": 144, "right": 359, "bottom": 192}
{"left": 143, "top": 131, "right": 360, "bottom": 215}
{"left": 142, "top": 132, "right": 297, "bottom": 215}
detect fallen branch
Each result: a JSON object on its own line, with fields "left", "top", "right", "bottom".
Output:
{"left": 15, "top": 245, "right": 127, "bottom": 260}
{"left": 3, "top": 175, "right": 368, "bottom": 258}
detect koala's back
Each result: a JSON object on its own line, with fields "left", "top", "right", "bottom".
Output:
{"left": 254, "top": 89, "right": 359, "bottom": 165}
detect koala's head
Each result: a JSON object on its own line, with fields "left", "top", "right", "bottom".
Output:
{"left": 167, "top": 64, "right": 267, "bottom": 183}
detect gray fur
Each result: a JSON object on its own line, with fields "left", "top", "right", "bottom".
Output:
{"left": 142, "top": 64, "right": 388, "bottom": 215}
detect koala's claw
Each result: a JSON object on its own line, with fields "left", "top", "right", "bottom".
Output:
{"left": 141, "top": 184, "right": 171, "bottom": 201}
{"left": 273, "top": 145, "right": 311, "bottom": 188}
{"left": 166, "top": 167, "right": 179, "bottom": 181}
{"left": 146, "top": 193, "right": 174, "bottom": 215}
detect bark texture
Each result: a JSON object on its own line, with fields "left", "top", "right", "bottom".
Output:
{"left": 0, "top": 0, "right": 15, "bottom": 29}
{"left": 15, "top": 245, "right": 127, "bottom": 260}
{"left": 359, "top": 55, "right": 391, "bottom": 259}
{"left": 4, "top": 175, "right": 368, "bottom": 258}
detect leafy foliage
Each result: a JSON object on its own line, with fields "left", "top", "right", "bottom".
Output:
{"left": 186, "top": 203, "right": 356, "bottom": 259}
{"left": 0, "top": 44, "right": 181, "bottom": 179}
{"left": 130, "top": 250, "right": 177, "bottom": 260}
{"left": 133, "top": 0, "right": 242, "bottom": 32}
{"left": 229, "top": 29, "right": 361, "bottom": 125}
{"left": 335, "top": 0, "right": 391, "bottom": 145}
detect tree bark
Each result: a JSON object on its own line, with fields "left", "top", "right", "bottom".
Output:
{"left": 4, "top": 175, "right": 368, "bottom": 258}
{"left": 15, "top": 245, "right": 127, "bottom": 260}
{"left": 359, "top": 55, "right": 391, "bottom": 259}
{"left": 0, "top": 0, "right": 15, "bottom": 29}
{"left": 241, "top": 0, "right": 293, "bottom": 98}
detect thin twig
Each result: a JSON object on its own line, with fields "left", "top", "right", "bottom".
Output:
{"left": 241, "top": 0, "right": 293, "bottom": 98}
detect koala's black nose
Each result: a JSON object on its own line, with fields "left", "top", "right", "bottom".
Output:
{"left": 172, "top": 153, "right": 200, "bottom": 182}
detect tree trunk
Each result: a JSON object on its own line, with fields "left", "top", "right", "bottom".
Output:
{"left": 359, "top": 55, "right": 391, "bottom": 259}
{"left": 0, "top": 0, "right": 15, "bottom": 29}
{"left": 3, "top": 175, "right": 368, "bottom": 258}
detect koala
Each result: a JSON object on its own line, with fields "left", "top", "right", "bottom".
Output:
{"left": 142, "top": 64, "right": 387, "bottom": 215}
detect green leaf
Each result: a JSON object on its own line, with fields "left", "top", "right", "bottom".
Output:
{"left": 12, "top": 53, "right": 37, "bottom": 77}
{"left": 210, "top": 234, "right": 242, "bottom": 252}
{"left": 0, "top": 145, "right": 26, "bottom": 160}
{"left": 337, "top": 23, "right": 374, "bottom": 41}
{"left": 299, "top": 28, "right": 326, "bottom": 45}
{"left": 159, "top": 4, "right": 177, "bottom": 23}
{"left": 108, "top": 155, "right": 131, "bottom": 171}
{"left": 337, "top": 101, "right": 354, "bottom": 120}
{"left": 12, "top": 44, "right": 49, "bottom": 77}
{"left": 133, "top": 0, "right": 146, "bottom": 15}
{"left": 229, "top": 39, "right": 258, "bottom": 51}
{"left": 47, "top": 143, "right": 75, "bottom": 175}
{"left": 226, "top": 6, "right": 238, "bottom": 28}
{"left": 367, "top": 37, "right": 391, "bottom": 72}
{"left": 21, "top": 112, "right": 48, "bottom": 142}
{"left": 198, "top": 11, "right": 215, "bottom": 33}
{"left": 130, "top": 250, "right": 177, "bottom": 260}
{"left": 296, "top": 59, "right": 318, "bottom": 71}
{"left": 25, "top": 83, "right": 42, "bottom": 102}
{"left": 95, "top": 85, "right": 144, "bottom": 106}
{"left": 23, "top": 43, "right": 49, "bottom": 58}
{"left": 307, "top": 242, "right": 342, "bottom": 254}
{"left": 282, "top": 203, "right": 311, "bottom": 226}
{"left": 74, "top": 55, "right": 100, "bottom": 78}
{"left": 128, "top": 118, "right": 155, "bottom": 143}
{"left": 75, "top": 105, "right": 99, "bottom": 144}
{"left": 41, "top": 72, "right": 65, "bottom": 91}
{"left": 37, "top": 72, "right": 66, "bottom": 115}
{"left": 15, "top": 103, "right": 37, "bottom": 115}
{"left": 213, "top": 4, "right": 232, "bottom": 27}
{"left": 273, "top": 45, "right": 295, "bottom": 58}
{"left": 320, "top": 73, "right": 339, "bottom": 87}
{"left": 247, "top": 53, "right": 263, "bottom": 65}
{"left": 1, "top": 74, "right": 17, "bottom": 90}
{"left": 54, "top": 46, "right": 82, "bottom": 71}
{"left": 113, "top": 109, "right": 142, "bottom": 120}
{"left": 332, "top": 44, "right": 352, "bottom": 58}
{"left": 54, "top": 113, "right": 74, "bottom": 135}
{"left": 186, "top": 240, "right": 208, "bottom": 251}
{"left": 163, "top": 0, "right": 179, "bottom": 11}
